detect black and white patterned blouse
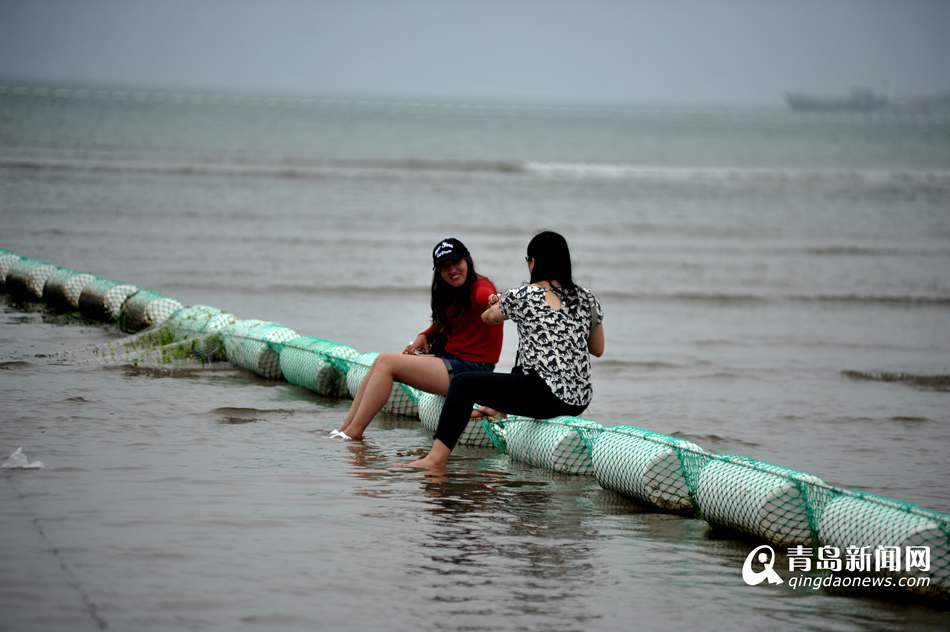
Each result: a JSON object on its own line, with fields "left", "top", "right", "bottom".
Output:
{"left": 500, "top": 284, "right": 604, "bottom": 406}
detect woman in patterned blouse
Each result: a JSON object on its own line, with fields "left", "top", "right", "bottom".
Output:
{"left": 408, "top": 231, "right": 604, "bottom": 469}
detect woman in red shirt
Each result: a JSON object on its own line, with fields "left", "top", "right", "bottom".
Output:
{"left": 333, "top": 238, "right": 503, "bottom": 440}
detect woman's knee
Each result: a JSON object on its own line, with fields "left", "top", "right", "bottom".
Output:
{"left": 447, "top": 371, "right": 487, "bottom": 398}
{"left": 373, "top": 353, "right": 400, "bottom": 374}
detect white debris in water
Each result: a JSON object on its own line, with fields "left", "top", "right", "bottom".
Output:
{"left": 1, "top": 447, "right": 44, "bottom": 469}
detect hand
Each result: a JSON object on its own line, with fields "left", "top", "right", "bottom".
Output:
{"left": 488, "top": 293, "right": 501, "bottom": 306}
{"left": 403, "top": 334, "right": 430, "bottom": 355}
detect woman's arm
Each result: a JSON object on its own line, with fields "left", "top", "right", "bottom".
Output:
{"left": 481, "top": 293, "right": 506, "bottom": 325}
{"left": 588, "top": 323, "right": 605, "bottom": 357}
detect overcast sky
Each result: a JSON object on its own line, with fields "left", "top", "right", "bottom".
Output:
{"left": 1, "top": 0, "right": 947, "bottom": 105}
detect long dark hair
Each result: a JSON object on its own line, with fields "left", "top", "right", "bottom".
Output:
{"left": 430, "top": 254, "right": 478, "bottom": 332}
{"left": 527, "top": 230, "right": 576, "bottom": 290}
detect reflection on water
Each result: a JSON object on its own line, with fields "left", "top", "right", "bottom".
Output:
{"left": 1, "top": 333, "right": 948, "bottom": 631}
{"left": 405, "top": 463, "right": 603, "bottom": 631}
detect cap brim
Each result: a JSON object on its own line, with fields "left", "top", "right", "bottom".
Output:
{"left": 433, "top": 254, "right": 465, "bottom": 269}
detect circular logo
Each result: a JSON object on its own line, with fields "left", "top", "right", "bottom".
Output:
{"left": 742, "top": 545, "right": 784, "bottom": 586}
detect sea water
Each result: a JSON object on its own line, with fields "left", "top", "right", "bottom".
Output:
{"left": 1, "top": 88, "right": 948, "bottom": 630}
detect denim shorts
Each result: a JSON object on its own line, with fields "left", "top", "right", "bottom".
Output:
{"left": 438, "top": 352, "right": 495, "bottom": 376}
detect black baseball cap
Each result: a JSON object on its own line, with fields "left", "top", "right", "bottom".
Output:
{"left": 432, "top": 238, "right": 470, "bottom": 269}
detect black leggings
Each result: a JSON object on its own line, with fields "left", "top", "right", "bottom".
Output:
{"left": 434, "top": 369, "right": 587, "bottom": 451}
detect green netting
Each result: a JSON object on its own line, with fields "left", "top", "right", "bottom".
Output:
{"left": 164, "top": 305, "right": 236, "bottom": 337}
{"left": 117, "top": 336, "right": 228, "bottom": 368}
{"left": 416, "top": 391, "right": 495, "bottom": 448}
{"left": 592, "top": 425, "right": 705, "bottom": 512}
{"left": 5, "top": 261, "right": 58, "bottom": 300}
{"left": 344, "top": 352, "right": 420, "bottom": 417}
{"left": 43, "top": 269, "right": 97, "bottom": 311}
{"left": 222, "top": 319, "right": 298, "bottom": 379}
{"left": 119, "top": 290, "right": 183, "bottom": 333}
{"left": 49, "top": 323, "right": 223, "bottom": 369}
{"left": 278, "top": 335, "right": 359, "bottom": 397}
{"left": 502, "top": 417, "right": 603, "bottom": 475}
{"left": 78, "top": 277, "right": 139, "bottom": 322}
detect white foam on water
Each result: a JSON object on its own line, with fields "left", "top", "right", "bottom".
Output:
{"left": 2, "top": 447, "right": 44, "bottom": 470}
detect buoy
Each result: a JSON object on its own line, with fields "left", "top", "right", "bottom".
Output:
{"left": 78, "top": 278, "right": 139, "bottom": 321}
{"left": 592, "top": 427, "right": 703, "bottom": 512}
{"left": 5, "top": 261, "right": 58, "bottom": 300}
{"left": 504, "top": 417, "right": 602, "bottom": 475}
{"left": 43, "top": 269, "right": 96, "bottom": 311}
{"left": 696, "top": 457, "right": 822, "bottom": 545}
{"left": 119, "top": 290, "right": 183, "bottom": 332}
{"left": 279, "top": 336, "right": 359, "bottom": 398}
{"left": 222, "top": 319, "right": 298, "bottom": 380}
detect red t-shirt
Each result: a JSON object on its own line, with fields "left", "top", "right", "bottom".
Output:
{"left": 421, "top": 277, "right": 503, "bottom": 364}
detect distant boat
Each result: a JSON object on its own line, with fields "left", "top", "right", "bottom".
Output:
{"left": 784, "top": 88, "right": 889, "bottom": 112}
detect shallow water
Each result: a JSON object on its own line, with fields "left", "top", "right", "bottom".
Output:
{"left": 1, "top": 92, "right": 949, "bottom": 629}
{"left": 1, "top": 307, "right": 948, "bottom": 631}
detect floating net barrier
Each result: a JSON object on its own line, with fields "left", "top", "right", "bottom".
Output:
{"left": 1, "top": 247, "right": 949, "bottom": 598}
{"left": 5, "top": 259, "right": 59, "bottom": 301}
{"left": 78, "top": 277, "right": 139, "bottom": 322}
{"left": 222, "top": 319, "right": 298, "bottom": 380}
{"left": 345, "top": 352, "right": 421, "bottom": 417}
{"left": 416, "top": 391, "right": 495, "bottom": 448}
{"left": 278, "top": 336, "right": 360, "bottom": 398}
{"left": 43, "top": 268, "right": 97, "bottom": 311}
{"left": 591, "top": 425, "right": 705, "bottom": 512}
{"left": 118, "top": 290, "right": 183, "bottom": 333}
{"left": 498, "top": 417, "right": 604, "bottom": 475}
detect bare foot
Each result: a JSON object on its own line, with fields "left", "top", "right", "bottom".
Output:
{"left": 404, "top": 456, "right": 448, "bottom": 471}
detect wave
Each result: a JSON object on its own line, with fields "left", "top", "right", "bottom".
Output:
{"left": 798, "top": 245, "right": 950, "bottom": 257}
{"left": 669, "top": 432, "right": 761, "bottom": 449}
{"left": 211, "top": 406, "right": 298, "bottom": 424}
{"left": 160, "top": 281, "right": 950, "bottom": 306}
{"left": 524, "top": 162, "right": 950, "bottom": 186}
{"left": 593, "top": 359, "right": 688, "bottom": 372}
{"left": 3, "top": 154, "right": 949, "bottom": 186}
{"left": 0, "top": 155, "right": 527, "bottom": 179}
{"left": 0, "top": 360, "right": 32, "bottom": 370}
{"left": 598, "top": 290, "right": 950, "bottom": 306}
{"left": 841, "top": 370, "right": 950, "bottom": 391}
{"left": 162, "top": 281, "right": 428, "bottom": 297}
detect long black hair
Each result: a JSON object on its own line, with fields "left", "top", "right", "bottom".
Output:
{"left": 527, "top": 230, "right": 576, "bottom": 290}
{"left": 430, "top": 253, "right": 479, "bottom": 332}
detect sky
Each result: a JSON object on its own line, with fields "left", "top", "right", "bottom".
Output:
{"left": 0, "top": 0, "right": 948, "bottom": 106}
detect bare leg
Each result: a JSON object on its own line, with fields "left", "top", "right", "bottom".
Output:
{"left": 336, "top": 358, "right": 377, "bottom": 432}
{"left": 339, "top": 353, "right": 450, "bottom": 440}
{"left": 406, "top": 439, "right": 451, "bottom": 470}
